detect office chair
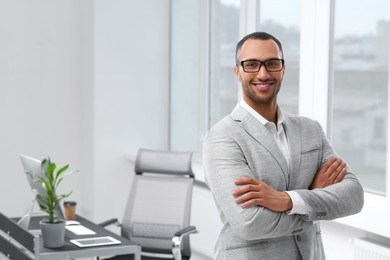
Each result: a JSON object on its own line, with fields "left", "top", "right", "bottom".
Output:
{"left": 99, "top": 148, "right": 198, "bottom": 260}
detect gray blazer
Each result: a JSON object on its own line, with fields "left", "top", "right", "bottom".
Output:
{"left": 202, "top": 105, "right": 364, "bottom": 260}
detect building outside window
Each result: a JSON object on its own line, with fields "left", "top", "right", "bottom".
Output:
{"left": 257, "top": 0, "right": 301, "bottom": 114}
{"left": 209, "top": 0, "right": 240, "bottom": 127}
{"left": 330, "top": 0, "right": 390, "bottom": 195}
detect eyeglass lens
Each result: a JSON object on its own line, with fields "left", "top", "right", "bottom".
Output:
{"left": 241, "top": 59, "right": 283, "bottom": 72}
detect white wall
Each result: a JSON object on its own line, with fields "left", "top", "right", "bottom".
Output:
{"left": 0, "top": 0, "right": 170, "bottom": 224}
{"left": 0, "top": 0, "right": 83, "bottom": 216}
{"left": 82, "top": 0, "right": 171, "bottom": 223}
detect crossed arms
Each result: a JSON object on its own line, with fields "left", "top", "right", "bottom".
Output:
{"left": 233, "top": 157, "right": 347, "bottom": 212}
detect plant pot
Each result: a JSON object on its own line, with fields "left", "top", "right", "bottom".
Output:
{"left": 39, "top": 219, "right": 66, "bottom": 248}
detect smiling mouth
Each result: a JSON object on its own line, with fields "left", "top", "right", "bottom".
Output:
{"left": 253, "top": 81, "right": 273, "bottom": 91}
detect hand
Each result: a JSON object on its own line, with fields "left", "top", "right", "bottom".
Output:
{"left": 310, "top": 157, "right": 346, "bottom": 189}
{"left": 232, "top": 177, "right": 292, "bottom": 212}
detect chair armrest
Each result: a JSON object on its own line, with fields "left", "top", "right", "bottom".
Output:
{"left": 98, "top": 218, "right": 120, "bottom": 227}
{"left": 172, "top": 226, "right": 198, "bottom": 260}
{"left": 174, "top": 226, "right": 197, "bottom": 237}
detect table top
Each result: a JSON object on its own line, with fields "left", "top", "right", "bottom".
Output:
{"left": 14, "top": 214, "right": 140, "bottom": 260}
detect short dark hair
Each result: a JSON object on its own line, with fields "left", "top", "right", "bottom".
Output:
{"left": 235, "top": 32, "right": 284, "bottom": 63}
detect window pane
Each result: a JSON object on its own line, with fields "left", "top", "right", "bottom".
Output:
{"left": 258, "top": 0, "right": 301, "bottom": 114}
{"left": 170, "top": 0, "right": 201, "bottom": 151}
{"left": 331, "top": 0, "right": 390, "bottom": 195}
{"left": 209, "top": 0, "right": 240, "bottom": 127}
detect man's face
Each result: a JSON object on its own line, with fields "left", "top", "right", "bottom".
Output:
{"left": 234, "top": 39, "right": 285, "bottom": 106}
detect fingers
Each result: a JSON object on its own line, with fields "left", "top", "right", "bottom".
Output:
{"left": 232, "top": 178, "right": 262, "bottom": 207}
{"left": 326, "top": 158, "right": 346, "bottom": 183}
{"left": 232, "top": 178, "right": 258, "bottom": 195}
{"left": 233, "top": 183, "right": 266, "bottom": 209}
{"left": 318, "top": 157, "right": 338, "bottom": 174}
{"left": 234, "top": 177, "right": 258, "bottom": 185}
{"left": 311, "top": 157, "right": 347, "bottom": 189}
{"left": 232, "top": 183, "right": 257, "bottom": 196}
{"left": 238, "top": 198, "right": 260, "bottom": 208}
{"left": 232, "top": 178, "right": 292, "bottom": 211}
{"left": 234, "top": 191, "right": 259, "bottom": 205}
{"left": 333, "top": 167, "right": 347, "bottom": 183}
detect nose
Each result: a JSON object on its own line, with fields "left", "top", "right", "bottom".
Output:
{"left": 256, "top": 65, "right": 270, "bottom": 78}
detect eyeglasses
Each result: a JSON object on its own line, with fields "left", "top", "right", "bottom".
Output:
{"left": 238, "top": 58, "right": 284, "bottom": 73}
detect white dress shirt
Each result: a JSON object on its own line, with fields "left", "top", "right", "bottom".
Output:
{"left": 240, "top": 99, "right": 308, "bottom": 215}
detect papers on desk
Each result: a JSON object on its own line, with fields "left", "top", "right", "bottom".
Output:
{"left": 70, "top": 236, "right": 121, "bottom": 247}
{"left": 66, "top": 225, "right": 96, "bottom": 235}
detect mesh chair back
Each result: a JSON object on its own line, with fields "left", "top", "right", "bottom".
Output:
{"left": 121, "top": 148, "right": 194, "bottom": 257}
{"left": 134, "top": 149, "right": 194, "bottom": 177}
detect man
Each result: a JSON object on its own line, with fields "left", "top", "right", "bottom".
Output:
{"left": 202, "top": 32, "right": 364, "bottom": 260}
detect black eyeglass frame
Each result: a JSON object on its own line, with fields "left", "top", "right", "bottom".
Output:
{"left": 237, "top": 58, "right": 285, "bottom": 73}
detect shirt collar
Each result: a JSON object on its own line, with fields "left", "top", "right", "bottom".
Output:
{"left": 239, "top": 99, "right": 285, "bottom": 127}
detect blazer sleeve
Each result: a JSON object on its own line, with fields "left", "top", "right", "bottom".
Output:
{"left": 294, "top": 121, "right": 364, "bottom": 221}
{"left": 203, "top": 129, "right": 312, "bottom": 241}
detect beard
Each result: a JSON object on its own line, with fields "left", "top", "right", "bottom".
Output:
{"left": 241, "top": 80, "right": 281, "bottom": 104}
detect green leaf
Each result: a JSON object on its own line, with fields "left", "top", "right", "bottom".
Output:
{"left": 31, "top": 156, "right": 77, "bottom": 224}
{"left": 57, "top": 164, "right": 69, "bottom": 177}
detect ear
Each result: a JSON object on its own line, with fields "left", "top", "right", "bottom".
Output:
{"left": 234, "top": 65, "right": 241, "bottom": 81}
{"left": 281, "top": 64, "right": 286, "bottom": 79}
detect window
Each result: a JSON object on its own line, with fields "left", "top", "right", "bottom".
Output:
{"left": 170, "top": 0, "right": 301, "bottom": 153}
{"left": 170, "top": 0, "right": 202, "bottom": 152}
{"left": 330, "top": 0, "right": 390, "bottom": 195}
{"left": 170, "top": 0, "right": 390, "bottom": 196}
{"left": 257, "top": 0, "right": 301, "bottom": 114}
{"left": 209, "top": 0, "right": 240, "bottom": 127}
{"left": 170, "top": 0, "right": 241, "bottom": 153}
{"left": 208, "top": 0, "right": 302, "bottom": 127}
{"left": 374, "top": 117, "right": 385, "bottom": 140}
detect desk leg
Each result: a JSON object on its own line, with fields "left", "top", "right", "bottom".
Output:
{"left": 134, "top": 246, "right": 141, "bottom": 260}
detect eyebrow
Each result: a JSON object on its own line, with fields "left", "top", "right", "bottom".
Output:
{"left": 239, "top": 57, "right": 282, "bottom": 62}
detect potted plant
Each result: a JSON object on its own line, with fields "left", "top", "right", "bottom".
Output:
{"left": 29, "top": 157, "right": 76, "bottom": 248}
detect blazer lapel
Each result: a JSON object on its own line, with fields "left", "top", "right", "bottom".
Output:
{"left": 231, "top": 106, "right": 290, "bottom": 185}
{"left": 283, "top": 115, "right": 302, "bottom": 190}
